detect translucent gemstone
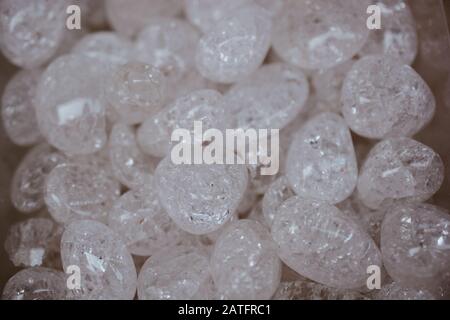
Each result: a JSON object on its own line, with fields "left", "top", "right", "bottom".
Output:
{"left": 195, "top": 5, "right": 272, "bottom": 83}
{"left": 341, "top": 55, "right": 435, "bottom": 139}
{"left": 11, "top": 143, "right": 66, "bottom": 213}
{"left": 107, "top": 185, "right": 186, "bottom": 256}
{"left": 0, "top": 0, "right": 68, "bottom": 68}
{"left": 262, "top": 176, "right": 295, "bottom": 228}
{"left": 286, "top": 112, "right": 358, "bottom": 204}
{"left": 61, "top": 220, "right": 137, "bottom": 300}
{"left": 374, "top": 282, "right": 436, "bottom": 300}
{"left": 211, "top": 220, "right": 281, "bottom": 299}
{"left": 381, "top": 202, "right": 450, "bottom": 288}
{"left": 224, "top": 63, "right": 309, "bottom": 130}
{"left": 4, "top": 217, "right": 62, "bottom": 268}
{"left": 2, "top": 267, "right": 67, "bottom": 300}
{"left": 106, "top": 0, "right": 183, "bottom": 38}
{"left": 155, "top": 158, "right": 248, "bottom": 234}
{"left": 1, "top": 69, "right": 43, "bottom": 146}
{"left": 109, "top": 123, "right": 156, "bottom": 190}
{"left": 272, "top": 196, "right": 382, "bottom": 289}
{"left": 137, "top": 246, "right": 213, "bottom": 300}
{"left": 137, "top": 89, "right": 228, "bottom": 158}
{"left": 357, "top": 138, "right": 444, "bottom": 209}
{"left": 272, "top": 0, "right": 370, "bottom": 70}
{"left": 45, "top": 159, "right": 121, "bottom": 225}
{"left": 105, "top": 62, "right": 167, "bottom": 125}
{"left": 358, "top": 0, "right": 418, "bottom": 65}
{"left": 35, "top": 54, "right": 108, "bottom": 155}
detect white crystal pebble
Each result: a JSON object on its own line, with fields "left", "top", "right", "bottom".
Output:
{"left": 359, "top": 0, "right": 418, "bottom": 65}
{"left": 286, "top": 112, "right": 358, "bottom": 204}
{"left": 109, "top": 123, "right": 156, "bottom": 190}
{"left": 375, "top": 282, "right": 435, "bottom": 300}
{"left": 155, "top": 158, "right": 248, "bottom": 234}
{"left": 272, "top": 0, "right": 370, "bottom": 70}
{"left": 2, "top": 267, "right": 67, "bottom": 300}
{"left": 224, "top": 63, "right": 309, "bottom": 130}
{"left": 108, "top": 185, "right": 186, "bottom": 256}
{"left": 272, "top": 196, "right": 382, "bottom": 289}
{"left": 342, "top": 55, "right": 435, "bottom": 139}
{"left": 137, "top": 246, "right": 212, "bottom": 300}
{"left": 61, "top": 220, "right": 137, "bottom": 300}
{"left": 4, "top": 217, "right": 61, "bottom": 268}
{"left": 1, "top": 69, "right": 43, "bottom": 146}
{"left": 106, "top": 0, "right": 183, "bottom": 38}
{"left": 0, "top": 0, "right": 68, "bottom": 68}
{"left": 105, "top": 62, "right": 167, "bottom": 125}
{"left": 45, "top": 159, "right": 121, "bottom": 225}
{"left": 11, "top": 143, "right": 66, "bottom": 213}
{"left": 381, "top": 202, "right": 450, "bottom": 288}
{"left": 195, "top": 5, "right": 272, "bottom": 83}
{"left": 137, "top": 89, "right": 228, "bottom": 158}
{"left": 357, "top": 137, "right": 444, "bottom": 209}
{"left": 262, "top": 176, "right": 295, "bottom": 228}
{"left": 211, "top": 220, "right": 281, "bottom": 299}
{"left": 35, "top": 54, "right": 108, "bottom": 155}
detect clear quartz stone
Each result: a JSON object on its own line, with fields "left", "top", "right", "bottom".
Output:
{"left": 262, "top": 176, "right": 295, "bottom": 228}
{"left": 61, "top": 220, "right": 137, "bottom": 300}
{"left": 357, "top": 137, "right": 444, "bottom": 209}
{"left": 374, "top": 281, "right": 436, "bottom": 300}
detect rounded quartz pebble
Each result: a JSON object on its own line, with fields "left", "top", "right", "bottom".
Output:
{"left": 137, "top": 89, "right": 228, "bottom": 158}
{"left": 1, "top": 69, "right": 43, "bottom": 146}
{"left": 11, "top": 143, "right": 66, "bottom": 213}
{"left": 2, "top": 267, "right": 67, "bottom": 300}
{"left": 137, "top": 246, "right": 212, "bottom": 300}
{"left": 224, "top": 63, "right": 309, "bottom": 130}
{"left": 286, "top": 112, "right": 358, "bottom": 204}
{"left": 381, "top": 202, "right": 450, "bottom": 288}
{"left": 4, "top": 217, "right": 61, "bottom": 268}
{"left": 211, "top": 220, "right": 281, "bottom": 299}
{"left": 106, "top": 0, "right": 182, "bottom": 38}
{"left": 272, "top": 0, "right": 369, "bottom": 70}
{"left": 107, "top": 185, "right": 185, "bottom": 256}
{"left": 35, "top": 54, "right": 108, "bottom": 155}
{"left": 262, "top": 176, "right": 295, "bottom": 228}
{"left": 272, "top": 196, "right": 382, "bottom": 289}
{"left": 61, "top": 220, "right": 137, "bottom": 300}
{"left": 109, "top": 123, "right": 156, "bottom": 190}
{"left": 374, "top": 282, "right": 435, "bottom": 300}
{"left": 0, "top": 0, "right": 68, "bottom": 68}
{"left": 358, "top": 0, "right": 418, "bottom": 65}
{"left": 155, "top": 158, "right": 248, "bottom": 234}
{"left": 45, "top": 159, "right": 121, "bottom": 225}
{"left": 105, "top": 62, "right": 167, "bottom": 125}
{"left": 357, "top": 137, "right": 444, "bottom": 209}
{"left": 342, "top": 55, "right": 435, "bottom": 139}
{"left": 195, "top": 4, "right": 272, "bottom": 83}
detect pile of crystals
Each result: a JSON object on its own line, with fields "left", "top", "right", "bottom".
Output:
{"left": 1, "top": 0, "right": 450, "bottom": 300}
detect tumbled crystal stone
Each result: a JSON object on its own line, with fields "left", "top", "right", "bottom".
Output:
{"left": 374, "top": 281, "right": 435, "bottom": 300}
{"left": 11, "top": 143, "right": 66, "bottom": 213}
{"left": 0, "top": 0, "right": 67, "bottom": 68}
{"left": 224, "top": 63, "right": 309, "bottom": 130}
{"left": 262, "top": 176, "right": 295, "bottom": 228}
{"left": 45, "top": 159, "right": 121, "bottom": 225}
{"left": 196, "top": 5, "right": 272, "bottom": 83}
{"left": 357, "top": 137, "right": 444, "bottom": 209}
{"left": 107, "top": 185, "right": 185, "bottom": 256}
{"left": 272, "top": 196, "right": 382, "bottom": 289}
{"left": 137, "top": 246, "right": 212, "bottom": 300}
{"left": 2, "top": 267, "right": 67, "bottom": 300}
{"left": 211, "top": 220, "right": 281, "bottom": 299}
{"left": 105, "top": 62, "right": 167, "bottom": 125}
{"left": 4, "top": 217, "right": 61, "bottom": 268}
{"left": 381, "top": 202, "right": 450, "bottom": 288}
{"left": 35, "top": 54, "right": 108, "bottom": 155}
{"left": 342, "top": 55, "right": 435, "bottom": 139}
{"left": 155, "top": 158, "right": 248, "bottom": 234}
{"left": 1, "top": 69, "right": 43, "bottom": 146}
{"left": 61, "top": 220, "right": 137, "bottom": 300}
{"left": 286, "top": 112, "right": 358, "bottom": 204}
{"left": 272, "top": 0, "right": 369, "bottom": 70}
